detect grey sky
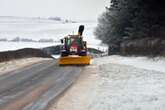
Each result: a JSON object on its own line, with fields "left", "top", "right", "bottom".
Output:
{"left": 0, "top": 0, "right": 109, "bottom": 21}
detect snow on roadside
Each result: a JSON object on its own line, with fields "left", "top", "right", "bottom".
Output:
{"left": 92, "top": 63, "right": 165, "bottom": 110}
{"left": 88, "top": 63, "right": 165, "bottom": 110}
{"left": 94, "top": 55, "right": 165, "bottom": 73}
{"left": 50, "top": 56, "right": 165, "bottom": 110}
{"left": 0, "top": 57, "right": 52, "bottom": 76}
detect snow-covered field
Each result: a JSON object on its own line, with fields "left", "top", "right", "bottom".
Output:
{"left": 0, "top": 42, "right": 58, "bottom": 52}
{"left": 50, "top": 56, "right": 165, "bottom": 110}
{"left": 0, "top": 16, "right": 107, "bottom": 52}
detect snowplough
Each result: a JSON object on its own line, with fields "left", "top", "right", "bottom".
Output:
{"left": 58, "top": 25, "right": 91, "bottom": 65}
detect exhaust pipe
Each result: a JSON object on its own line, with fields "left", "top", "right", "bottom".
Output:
{"left": 78, "top": 25, "right": 84, "bottom": 36}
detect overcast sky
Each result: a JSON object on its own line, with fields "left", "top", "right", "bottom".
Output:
{"left": 0, "top": 0, "right": 109, "bottom": 21}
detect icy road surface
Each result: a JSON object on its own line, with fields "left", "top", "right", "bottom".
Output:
{"left": 0, "top": 59, "right": 82, "bottom": 110}
{"left": 50, "top": 56, "right": 165, "bottom": 110}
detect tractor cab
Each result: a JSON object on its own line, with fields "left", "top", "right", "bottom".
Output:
{"left": 60, "top": 35, "right": 87, "bottom": 56}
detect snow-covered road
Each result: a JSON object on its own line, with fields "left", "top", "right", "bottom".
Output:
{"left": 50, "top": 56, "right": 165, "bottom": 110}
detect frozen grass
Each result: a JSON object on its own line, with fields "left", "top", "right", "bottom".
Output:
{"left": 90, "top": 63, "right": 165, "bottom": 110}
{"left": 50, "top": 56, "right": 165, "bottom": 110}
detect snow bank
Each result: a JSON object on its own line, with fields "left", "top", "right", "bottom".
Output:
{"left": 0, "top": 57, "right": 52, "bottom": 76}
{"left": 94, "top": 55, "right": 165, "bottom": 73}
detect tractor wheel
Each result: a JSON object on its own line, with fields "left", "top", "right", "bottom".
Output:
{"left": 61, "top": 52, "right": 69, "bottom": 57}
{"left": 79, "top": 51, "right": 87, "bottom": 56}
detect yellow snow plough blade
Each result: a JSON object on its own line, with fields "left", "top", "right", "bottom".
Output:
{"left": 58, "top": 55, "right": 91, "bottom": 65}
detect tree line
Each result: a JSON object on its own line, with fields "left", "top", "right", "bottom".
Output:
{"left": 95, "top": 0, "right": 165, "bottom": 55}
